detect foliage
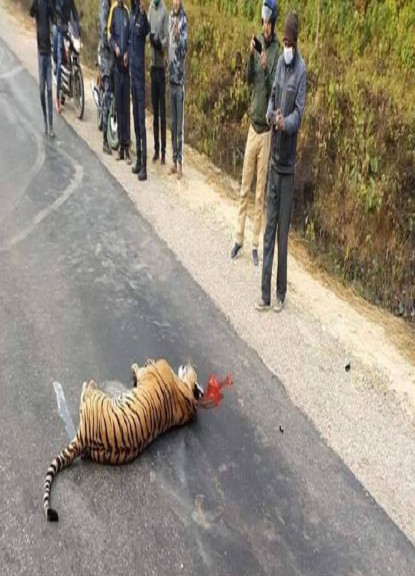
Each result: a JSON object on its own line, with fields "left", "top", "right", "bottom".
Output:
{"left": 20, "top": 0, "right": 415, "bottom": 321}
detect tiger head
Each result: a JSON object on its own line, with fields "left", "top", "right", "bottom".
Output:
{"left": 178, "top": 364, "right": 204, "bottom": 401}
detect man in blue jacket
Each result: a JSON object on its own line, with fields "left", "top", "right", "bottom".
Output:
{"left": 129, "top": 0, "right": 150, "bottom": 180}
{"left": 30, "top": 0, "right": 55, "bottom": 138}
{"left": 108, "top": 0, "right": 132, "bottom": 164}
{"left": 256, "top": 11, "right": 306, "bottom": 313}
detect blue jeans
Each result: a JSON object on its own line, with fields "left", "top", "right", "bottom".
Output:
{"left": 38, "top": 53, "right": 53, "bottom": 130}
{"left": 170, "top": 83, "right": 184, "bottom": 165}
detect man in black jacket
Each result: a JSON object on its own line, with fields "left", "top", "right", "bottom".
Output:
{"left": 53, "top": 0, "right": 80, "bottom": 115}
{"left": 30, "top": 0, "right": 55, "bottom": 138}
{"left": 108, "top": 0, "right": 132, "bottom": 164}
{"left": 129, "top": 0, "right": 150, "bottom": 180}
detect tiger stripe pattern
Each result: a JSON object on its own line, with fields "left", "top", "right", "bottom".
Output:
{"left": 44, "top": 359, "right": 202, "bottom": 521}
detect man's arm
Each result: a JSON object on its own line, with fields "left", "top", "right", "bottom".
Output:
{"left": 283, "top": 67, "right": 306, "bottom": 135}
{"left": 107, "top": 3, "right": 117, "bottom": 53}
{"left": 266, "top": 58, "right": 281, "bottom": 125}
{"left": 48, "top": 0, "right": 57, "bottom": 23}
{"left": 176, "top": 12, "right": 187, "bottom": 60}
{"left": 70, "top": 0, "right": 80, "bottom": 24}
{"left": 161, "top": 9, "right": 168, "bottom": 50}
{"left": 30, "top": 0, "right": 38, "bottom": 18}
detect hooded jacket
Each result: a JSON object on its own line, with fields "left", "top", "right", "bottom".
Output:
{"left": 108, "top": 1, "right": 130, "bottom": 73}
{"left": 168, "top": 3, "right": 187, "bottom": 86}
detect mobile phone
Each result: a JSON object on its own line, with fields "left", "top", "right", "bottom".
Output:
{"left": 253, "top": 36, "right": 262, "bottom": 54}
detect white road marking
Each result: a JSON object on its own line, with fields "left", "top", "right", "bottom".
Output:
{"left": 53, "top": 381, "right": 76, "bottom": 440}
{"left": 0, "top": 161, "right": 84, "bottom": 253}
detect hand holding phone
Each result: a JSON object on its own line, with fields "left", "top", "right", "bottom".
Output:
{"left": 253, "top": 36, "right": 262, "bottom": 54}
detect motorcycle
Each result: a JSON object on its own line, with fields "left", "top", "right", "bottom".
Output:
{"left": 91, "top": 41, "right": 119, "bottom": 150}
{"left": 59, "top": 20, "right": 85, "bottom": 120}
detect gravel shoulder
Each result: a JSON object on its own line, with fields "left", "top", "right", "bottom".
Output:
{"left": 1, "top": 0, "right": 414, "bottom": 545}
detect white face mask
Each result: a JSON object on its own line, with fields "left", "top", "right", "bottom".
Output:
{"left": 284, "top": 46, "right": 294, "bottom": 65}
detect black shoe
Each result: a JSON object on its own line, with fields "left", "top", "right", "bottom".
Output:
{"left": 116, "top": 149, "right": 124, "bottom": 161}
{"left": 252, "top": 248, "right": 259, "bottom": 267}
{"left": 152, "top": 152, "right": 159, "bottom": 163}
{"left": 138, "top": 167, "right": 147, "bottom": 181}
{"left": 161, "top": 155, "right": 166, "bottom": 165}
{"left": 48, "top": 129, "right": 55, "bottom": 139}
{"left": 103, "top": 140, "right": 112, "bottom": 155}
{"left": 231, "top": 242, "right": 242, "bottom": 260}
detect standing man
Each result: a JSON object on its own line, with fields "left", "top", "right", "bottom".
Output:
{"left": 53, "top": 0, "right": 80, "bottom": 115}
{"left": 168, "top": 0, "right": 187, "bottom": 180}
{"left": 256, "top": 11, "right": 306, "bottom": 312}
{"left": 108, "top": 0, "right": 132, "bottom": 165}
{"left": 230, "top": 0, "right": 279, "bottom": 266}
{"left": 30, "top": 0, "right": 55, "bottom": 138}
{"left": 99, "top": 0, "right": 115, "bottom": 155}
{"left": 129, "top": 0, "right": 150, "bottom": 180}
{"left": 148, "top": 0, "right": 169, "bottom": 165}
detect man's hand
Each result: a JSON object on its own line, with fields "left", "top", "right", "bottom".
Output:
{"left": 115, "top": 45, "right": 120, "bottom": 58}
{"left": 275, "top": 109, "right": 285, "bottom": 131}
{"left": 249, "top": 35, "right": 255, "bottom": 56}
{"left": 260, "top": 50, "right": 267, "bottom": 70}
{"left": 123, "top": 52, "right": 128, "bottom": 68}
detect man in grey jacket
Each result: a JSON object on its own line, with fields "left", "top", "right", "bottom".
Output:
{"left": 148, "top": 0, "right": 169, "bottom": 164}
{"left": 256, "top": 11, "right": 306, "bottom": 313}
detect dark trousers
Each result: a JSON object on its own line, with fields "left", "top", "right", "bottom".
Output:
{"left": 131, "top": 74, "right": 147, "bottom": 166}
{"left": 170, "top": 83, "right": 185, "bottom": 165}
{"left": 261, "top": 167, "right": 294, "bottom": 304}
{"left": 150, "top": 66, "right": 166, "bottom": 157}
{"left": 114, "top": 68, "right": 130, "bottom": 151}
{"left": 102, "top": 74, "right": 112, "bottom": 140}
{"left": 38, "top": 53, "right": 53, "bottom": 130}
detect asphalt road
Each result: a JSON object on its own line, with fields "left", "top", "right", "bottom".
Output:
{"left": 0, "top": 38, "right": 414, "bottom": 576}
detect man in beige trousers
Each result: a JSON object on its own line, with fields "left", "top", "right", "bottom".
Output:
{"left": 231, "top": 0, "right": 279, "bottom": 266}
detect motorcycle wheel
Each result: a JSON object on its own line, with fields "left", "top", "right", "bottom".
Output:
{"left": 107, "top": 97, "right": 119, "bottom": 151}
{"left": 74, "top": 67, "right": 85, "bottom": 120}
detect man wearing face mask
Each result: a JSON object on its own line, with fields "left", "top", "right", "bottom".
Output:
{"left": 231, "top": 0, "right": 279, "bottom": 267}
{"left": 256, "top": 10, "right": 306, "bottom": 313}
